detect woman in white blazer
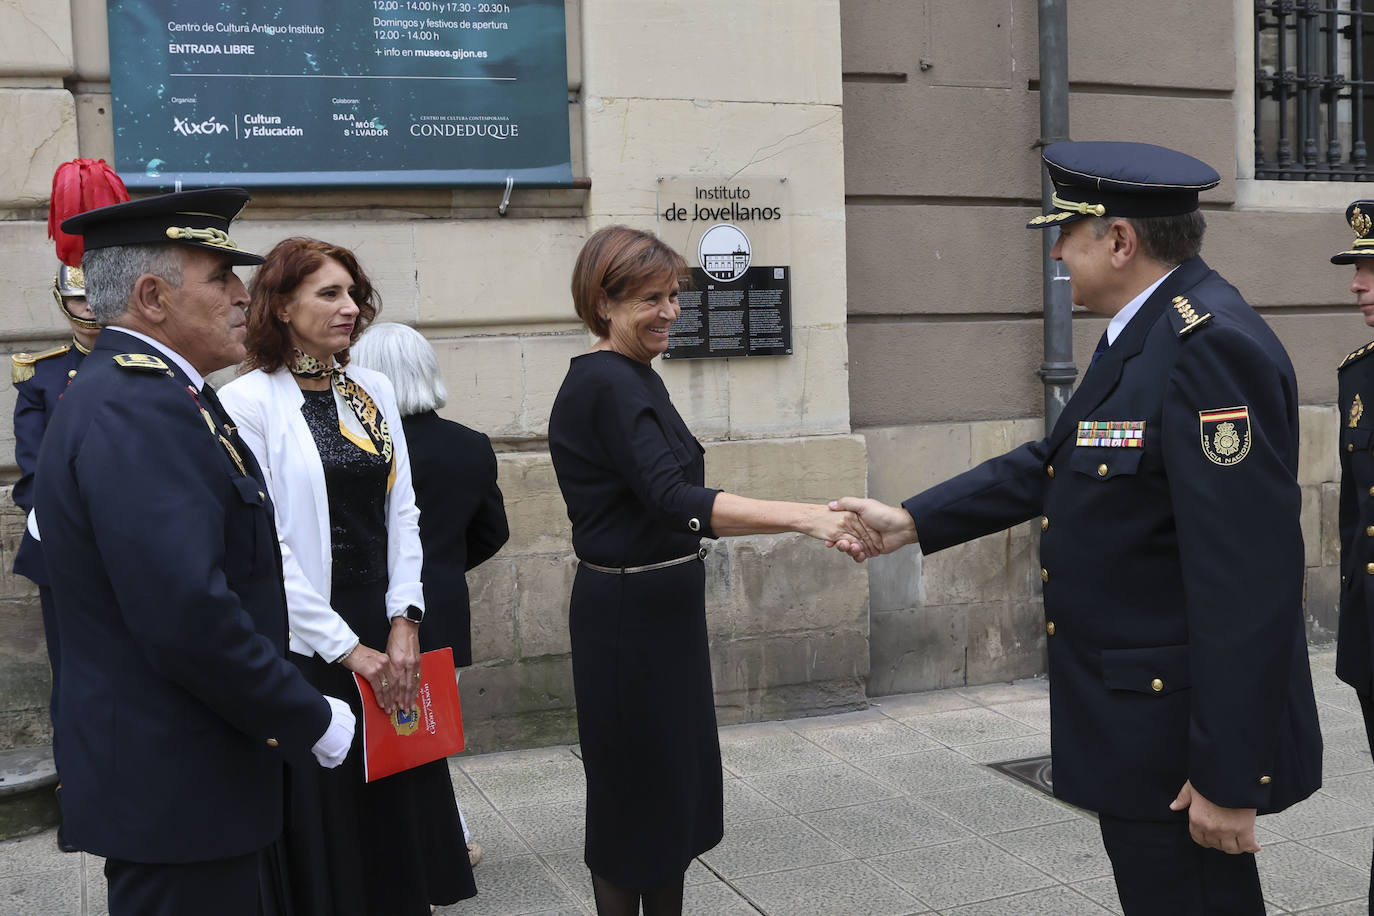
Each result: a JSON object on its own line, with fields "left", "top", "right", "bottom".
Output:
{"left": 219, "top": 238, "right": 475, "bottom": 916}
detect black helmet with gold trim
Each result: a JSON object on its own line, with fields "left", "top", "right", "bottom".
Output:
{"left": 1331, "top": 200, "right": 1374, "bottom": 264}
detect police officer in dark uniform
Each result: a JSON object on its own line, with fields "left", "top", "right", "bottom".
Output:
{"left": 833, "top": 141, "right": 1322, "bottom": 915}
{"left": 11, "top": 264, "right": 102, "bottom": 718}
{"left": 35, "top": 188, "right": 355, "bottom": 916}
{"left": 1330, "top": 200, "right": 1374, "bottom": 910}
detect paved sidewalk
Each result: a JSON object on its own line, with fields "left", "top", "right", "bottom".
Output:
{"left": 2, "top": 646, "right": 1369, "bottom": 914}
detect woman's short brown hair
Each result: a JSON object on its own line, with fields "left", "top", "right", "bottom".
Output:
{"left": 243, "top": 237, "right": 380, "bottom": 373}
{"left": 570, "top": 226, "right": 688, "bottom": 338}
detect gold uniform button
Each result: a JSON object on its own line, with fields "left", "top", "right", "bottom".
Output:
{"left": 67, "top": 370, "right": 77, "bottom": 379}
{"left": 1040, "top": 568, "right": 1049, "bottom": 582}
{"left": 687, "top": 517, "right": 701, "bottom": 533}
{"left": 266, "top": 738, "right": 279, "bottom": 748}
{"left": 1259, "top": 775, "right": 1272, "bottom": 785}
{"left": 1367, "top": 562, "right": 1374, "bottom": 575}
{"left": 1041, "top": 516, "right": 1049, "bottom": 532}
{"left": 1368, "top": 486, "right": 1374, "bottom": 497}
{"left": 258, "top": 490, "right": 266, "bottom": 501}
{"left": 1351, "top": 443, "right": 1357, "bottom": 452}
{"left": 1150, "top": 678, "right": 1164, "bottom": 692}
{"left": 1046, "top": 621, "right": 1056, "bottom": 636}
{"left": 1046, "top": 465, "right": 1055, "bottom": 478}
{"left": 1097, "top": 463, "right": 1108, "bottom": 477}
{"left": 1367, "top": 526, "right": 1374, "bottom": 537}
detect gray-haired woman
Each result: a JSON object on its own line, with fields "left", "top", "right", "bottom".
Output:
{"left": 351, "top": 322, "right": 509, "bottom": 867}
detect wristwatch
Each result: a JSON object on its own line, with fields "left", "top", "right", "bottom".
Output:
{"left": 402, "top": 604, "right": 424, "bottom": 624}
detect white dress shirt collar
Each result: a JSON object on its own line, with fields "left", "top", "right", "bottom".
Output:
{"left": 104, "top": 326, "right": 206, "bottom": 391}
{"left": 1106, "top": 265, "right": 1179, "bottom": 345}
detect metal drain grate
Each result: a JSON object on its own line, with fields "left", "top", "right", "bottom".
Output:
{"left": 987, "top": 754, "right": 1054, "bottom": 797}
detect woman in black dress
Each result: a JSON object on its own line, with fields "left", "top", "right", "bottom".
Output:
{"left": 548, "top": 226, "right": 875, "bottom": 915}
{"left": 220, "top": 239, "right": 476, "bottom": 915}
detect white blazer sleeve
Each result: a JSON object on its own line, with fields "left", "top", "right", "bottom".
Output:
{"left": 364, "top": 370, "right": 425, "bottom": 619}
{"left": 220, "top": 374, "right": 360, "bottom": 662}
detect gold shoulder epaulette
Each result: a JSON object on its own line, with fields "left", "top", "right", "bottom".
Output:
{"left": 1339, "top": 340, "right": 1374, "bottom": 371}
{"left": 112, "top": 353, "right": 170, "bottom": 373}
{"left": 11, "top": 344, "right": 72, "bottom": 384}
{"left": 1167, "top": 295, "right": 1213, "bottom": 338}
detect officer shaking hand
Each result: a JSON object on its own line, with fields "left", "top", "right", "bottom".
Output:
{"left": 832, "top": 141, "right": 1322, "bottom": 916}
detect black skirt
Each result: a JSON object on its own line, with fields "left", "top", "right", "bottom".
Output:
{"left": 570, "top": 558, "right": 724, "bottom": 890}
{"left": 279, "top": 579, "right": 475, "bottom": 916}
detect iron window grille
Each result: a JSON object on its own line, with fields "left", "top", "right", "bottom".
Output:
{"left": 1255, "top": 0, "right": 1373, "bottom": 180}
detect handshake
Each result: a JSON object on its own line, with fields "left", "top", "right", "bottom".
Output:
{"left": 811, "top": 497, "right": 919, "bottom": 562}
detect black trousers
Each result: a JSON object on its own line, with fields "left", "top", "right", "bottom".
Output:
{"left": 105, "top": 851, "right": 261, "bottom": 916}
{"left": 1360, "top": 691, "right": 1374, "bottom": 912}
{"left": 1099, "top": 813, "right": 1264, "bottom": 915}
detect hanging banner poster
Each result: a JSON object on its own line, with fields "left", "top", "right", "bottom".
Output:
{"left": 105, "top": 0, "right": 573, "bottom": 190}
{"left": 656, "top": 177, "right": 793, "bottom": 360}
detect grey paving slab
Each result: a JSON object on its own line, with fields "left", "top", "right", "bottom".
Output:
{"left": 698, "top": 815, "right": 852, "bottom": 879}
{"left": 460, "top": 753, "right": 587, "bottom": 810}
{"left": 1315, "top": 684, "right": 1364, "bottom": 714}
{"left": 920, "top": 781, "right": 1079, "bottom": 836}
{"left": 1323, "top": 726, "right": 1374, "bottom": 759}
{"left": 717, "top": 724, "right": 839, "bottom": 777}
{"left": 789, "top": 717, "right": 941, "bottom": 762}
{"left": 800, "top": 797, "right": 971, "bottom": 857}
{"left": 1069, "top": 877, "right": 1124, "bottom": 915}
{"left": 85, "top": 854, "right": 107, "bottom": 916}
{"left": 465, "top": 809, "right": 536, "bottom": 861}
{"left": 941, "top": 885, "right": 1112, "bottom": 916}
{"left": 435, "top": 853, "right": 584, "bottom": 915}
{"left": 1291, "top": 902, "right": 1368, "bottom": 915}
{"left": 450, "top": 761, "right": 500, "bottom": 816}
{"left": 1323, "top": 745, "right": 1374, "bottom": 780}
{"left": 954, "top": 679, "right": 1050, "bottom": 706}
{"left": 1257, "top": 841, "right": 1368, "bottom": 913}
{"left": 987, "top": 818, "right": 1114, "bottom": 883}
{"left": 0, "top": 866, "right": 82, "bottom": 916}
{"left": 743, "top": 762, "right": 902, "bottom": 814}
{"left": 681, "top": 878, "right": 760, "bottom": 915}
{"left": 1260, "top": 791, "right": 1374, "bottom": 840}
{"left": 951, "top": 733, "right": 1054, "bottom": 765}
{"left": 0, "top": 831, "right": 73, "bottom": 879}
{"left": 722, "top": 775, "right": 790, "bottom": 826}
{"left": 870, "top": 691, "right": 978, "bottom": 719}
{"left": 1320, "top": 770, "right": 1374, "bottom": 808}
{"left": 866, "top": 837, "right": 1056, "bottom": 910}
{"left": 855, "top": 747, "right": 1000, "bottom": 796}
{"left": 536, "top": 847, "right": 593, "bottom": 909}
{"left": 787, "top": 707, "right": 894, "bottom": 731}
{"left": 733, "top": 860, "right": 927, "bottom": 915}
{"left": 1318, "top": 704, "right": 1367, "bottom": 736}
{"left": 499, "top": 801, "right": 585, "bottom": 853}
{"left": 903, "top": 707, "right": 1040, "bottom": 748}
{"left": 986, "top": 698, "right": 1052, "bottom": 733}
{"left": 1300, "top": 826, "right": 1373, "bottom": 870}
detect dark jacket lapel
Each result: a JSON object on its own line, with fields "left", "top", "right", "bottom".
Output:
{"left": 1045, "top": 257, "right": 1213, "bottom": 454}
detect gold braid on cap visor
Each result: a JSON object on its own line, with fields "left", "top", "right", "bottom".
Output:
{"left": 1050, "top": 192, "right": 1107, "bottom": 218}
{"left": 164, "top": 226, "right": 242, "bottom": 250}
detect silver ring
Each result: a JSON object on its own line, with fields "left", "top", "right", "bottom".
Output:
{"left": 381, "top": 679, "right": 389, "bottom": 688}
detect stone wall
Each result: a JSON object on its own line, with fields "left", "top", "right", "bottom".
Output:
{"left": 0, "top": 0, "right": 872, "bottom": 752}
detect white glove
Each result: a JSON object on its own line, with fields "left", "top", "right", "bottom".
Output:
{"left": 310, "top": 695, "right": 356, "bottom": 768}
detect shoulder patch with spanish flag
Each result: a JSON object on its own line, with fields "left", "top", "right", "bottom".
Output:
{"left": 1199, "top": 406, "right": 1251, "bottom": 466}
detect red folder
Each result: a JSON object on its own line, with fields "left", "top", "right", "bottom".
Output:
{"left": 353, "top": 647, "right": 465, "bottom": 782}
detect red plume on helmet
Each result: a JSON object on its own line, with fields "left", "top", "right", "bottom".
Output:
{"left": 49, "top": 159, "right": 130, "bottom": 267}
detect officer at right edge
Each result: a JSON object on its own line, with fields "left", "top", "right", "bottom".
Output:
{"left": 1331, "top": 199, "right": 1374, "bottom": 911}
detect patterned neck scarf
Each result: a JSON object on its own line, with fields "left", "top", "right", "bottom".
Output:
{"left": 289, "top": 349, "right": 394, "bottom": 464}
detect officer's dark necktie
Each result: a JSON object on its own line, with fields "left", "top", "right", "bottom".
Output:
{"left": 1088, "top": 330, "right": 1110, "bottom": 369}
